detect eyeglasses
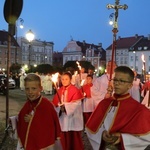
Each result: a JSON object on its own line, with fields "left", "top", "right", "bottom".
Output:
{"left": 111, "top": 78, "right": 131, "bottom": 84}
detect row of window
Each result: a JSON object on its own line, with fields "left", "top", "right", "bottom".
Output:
{"left": 22, "top": 46, "right": 52, "bottom": 54}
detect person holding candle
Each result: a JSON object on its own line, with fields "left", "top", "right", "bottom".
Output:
{"left": 52, "top": 71, "right": 84, "bottom": 150}
{"left": 85, "top": 66, "right": 150, "bottom": 150}
{"left": 76, "top": 67, "right": 87, "bottom": 89}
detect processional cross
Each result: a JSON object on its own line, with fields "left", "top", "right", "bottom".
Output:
{"left": 105, "top": 0, "right": 128, "bottom": 98}
{"left": 107, "top": 0, "right": 128, "bottom": 80}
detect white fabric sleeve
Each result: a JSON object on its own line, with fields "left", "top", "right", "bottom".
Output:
{"left": 122, "top": 133, "right": 150, "bottom": 150}
{"left": 85, "top": 124, "right": 105, "bottom": 150}
{"left": 65, "top": 101, "right": 81, "bottom": 116}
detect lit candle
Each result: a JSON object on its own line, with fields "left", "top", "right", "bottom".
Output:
{"left": 76, "top": 61, "right": 81, "bottom": 70}
{"left": 51, "top": 73, "right": 61, "bottom": 104}
{"left": 141, "top": 54, "right": 146, "bottom": 82}
{"left": 76, "top": 61, "right": 82, "bottom": 84}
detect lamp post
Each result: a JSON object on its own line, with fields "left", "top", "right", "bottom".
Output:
{"left": 44, "top": 56, "right": 47, "bottom": 64}
{"left": 15, "top": 18, "right": 24, "bottom": 64}
{"left": 26, "top": 29, "right": 35, "bottom": 66}
{"left": 109, "top": 13, "right": 115, "bottom": 26}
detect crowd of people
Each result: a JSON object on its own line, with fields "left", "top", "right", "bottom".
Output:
{"left": 8, "top": 62, "right": 150, "bottom": 150}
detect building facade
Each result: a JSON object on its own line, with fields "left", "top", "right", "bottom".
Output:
{"left": 106, "top": 34, "right": 150, "bottom": 75}
{"left": 53, "top": 51, "right": 63, "bottom": 67}
{"left": 62, "top": 40, "right": 106, "bottom": 74}
{"left": 17, "top": 37, "right": 54, "bottom": 66}
{"left": 0, "top": 30, "right": 22, "bottom": 70}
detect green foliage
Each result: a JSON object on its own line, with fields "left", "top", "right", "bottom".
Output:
{"left": 10, "top": 63, "right": 22, "bottom": 73}
{"left": 53, "top": 66, "right": 64, "bottom": 74}
{"left": 63, "top": 61, "right": 95, "bottom": 73}
{"left": 33, "top": 64, "right": 54, "bottom": 74}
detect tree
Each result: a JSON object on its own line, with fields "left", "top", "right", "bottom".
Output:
{"left": 10, "top": 63, "right": 22, "bottom": 73}
{"left": 34, "top": 64, "right": 54, "bottom": 74}
{"left": 63, "top": 61, "right": 95, "bottom": 73}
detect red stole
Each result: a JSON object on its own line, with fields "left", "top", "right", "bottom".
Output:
{"left": 52, "top": 84, "right": 83, "bottom": 106}
{"left": 82, "top": 83, "right": 93, "bottom": 98}
{"left": 86, "top": 93, "right": 150, "bottom": 135}
{"left": 17, "top": 96, "right": 61, "bottom": 150}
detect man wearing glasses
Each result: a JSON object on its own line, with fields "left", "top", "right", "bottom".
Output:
{"left": 86, "top": 66, "right": 150, "bottom": 150}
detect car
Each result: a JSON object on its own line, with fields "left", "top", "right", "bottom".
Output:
{"left": 0, "top": 74, "right": 16, "bottom": 89}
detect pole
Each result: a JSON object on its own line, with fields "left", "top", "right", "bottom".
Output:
{"left": 15, "top": 24, "right": 17, "bottom": 64}
{"left": 29, "top": 44, "right": 31, "bottom": 66}
{"left": 110, "top": 28, "right": 118, "bottom": 80}
{"left": 6, "top": 32, "right": 11, "bottom": 127}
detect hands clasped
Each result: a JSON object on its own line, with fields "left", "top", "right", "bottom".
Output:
{"left": 102, "top": 130, "right": 121, "bottom": 145}
{"left": 24, "top": 114, "right": 32, "bottom": 122}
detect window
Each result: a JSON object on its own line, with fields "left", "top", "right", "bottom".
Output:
{"left": 135, "top": 56, "right": 138, "bottom": 61}
{"left": 138, "top": 47, "right": 142, "bottom": 50}
{"left": 131, "top": 56, "right": 133, "bottom": 61}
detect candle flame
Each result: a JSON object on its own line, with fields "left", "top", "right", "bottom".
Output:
{"left": 74, "top": 71, "right": 78, "bottom": 76}
{"left": 76, "top": 61, "right": 81, "bottom": 70}
{"left": 51, "top": 72, "right": 59, "bottom": 83}
{"left": 80, "top": 79, "right": 85, "bottom": 86}
{"left": 141, "top": 54, "right": 145, "bottom": 62}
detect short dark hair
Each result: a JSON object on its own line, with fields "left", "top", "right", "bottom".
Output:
{"left": 87, "top": 74, "right": 93, "bottom": 79}
{"left": 114, "top": 66, "right": 134, "bottom": 82}
{"left": 24, "top": 73, "right": 41, "bottom": 86}
{"left": 62, "top": 71, "right": 72, "bottom": 79}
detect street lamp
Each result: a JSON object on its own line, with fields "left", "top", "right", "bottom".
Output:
{"left": 26, "top": 29, "right": 35, "bottom": 66}
{"left": 15, "top": 18, "right": 24, "bottom": 64}
{"left": 44, "top": 56, "right": 47, "bottom": 64}
{"left": 109, "top": 13, "right": 114, "bottom": 25}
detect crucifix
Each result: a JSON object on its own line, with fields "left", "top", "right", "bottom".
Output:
{"left": 107, "top": 0, "right": 128, "bottom": 80}
{"left": 104, "top": 0, "right": 128, "bottom": 99}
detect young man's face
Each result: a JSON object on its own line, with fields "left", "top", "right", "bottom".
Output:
{"left": 113, "top": 72, "right": 133, "bottom": 95}
{"left": 25, "top": 81, "right": 43, "bottom": 101}
{"left": 86, "top": 77, "right": 93, "bottom": 84}
{"left": 61, "top": 75, "right": 71, "bottom": 87}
